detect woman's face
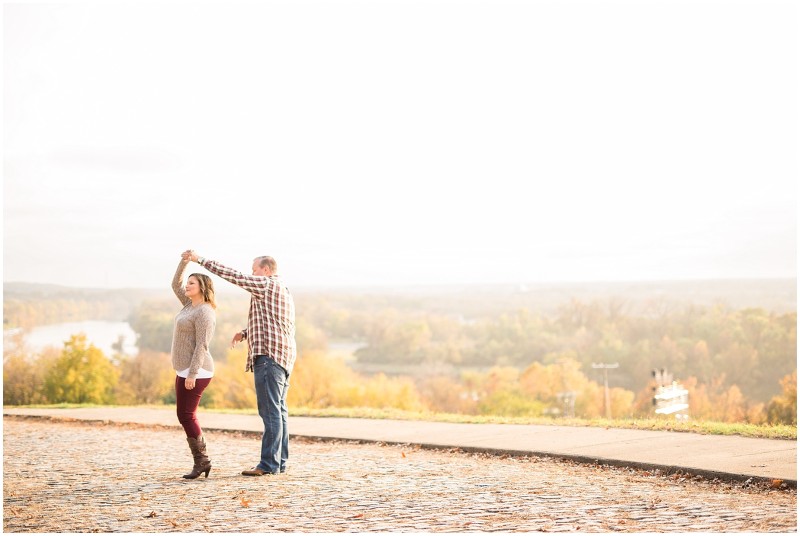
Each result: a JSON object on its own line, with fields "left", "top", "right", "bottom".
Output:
{"left": 185, "top": 275, "right": 202, "bottom": 299}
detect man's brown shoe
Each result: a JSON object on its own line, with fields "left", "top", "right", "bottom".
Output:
{"left": 242, "top": 467, "right": 273, "bottom": 476}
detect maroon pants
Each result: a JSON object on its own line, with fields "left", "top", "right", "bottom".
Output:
{"left": 175, "top": 376, "right": 212, "bottom": 438}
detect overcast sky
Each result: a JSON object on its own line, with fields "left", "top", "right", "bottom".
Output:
{"left": 3, "top": 0, "right": 796, "bottom": 290}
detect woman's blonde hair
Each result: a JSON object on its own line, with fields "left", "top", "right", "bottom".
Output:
{"left": 189, "top": 273, "right": 216, "bottom": 309}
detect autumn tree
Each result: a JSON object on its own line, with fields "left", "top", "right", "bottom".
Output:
{"left": 295, "top": 317, "right": 329, "bottom": 354}
{"left": 519, "top": 358, "right": 612, "bottom": 418}
{"left": 284, "top": 351, "right": 425, "bottom": 411}
{"left": 129, "top": 305, "right": 174, "bottom": 353}
{"left": 419, "top": 375, "right": 477, "bottom": 414}
{"left": 201, "top": 347, "right": 257, "bottom": 409}
{"left": 477, "top": 389, "right": 546, "bottom": 417}
{"left": 3, "top": 344, "right": 57, "bottom": 405}
{"left": 766, "top": 370, "right": 797, "bottom": 425}
{"left": 114, "top": 351, "right": 174, "bottom": 405}
{"left": 350, "top": 373, "right": 426, "bottom": 411}
{"left": 43, "top": 334, "right": 119, "bottom": 404}
{"left": 356, "top": 316, "right": 433, "bottom": 364}
{"left": 286, "top": 351, "right": 359, "bottom": 409}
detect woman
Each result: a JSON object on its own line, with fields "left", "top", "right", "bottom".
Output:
{"left": 171, "top": 255, "right": 216, "bottom": 479}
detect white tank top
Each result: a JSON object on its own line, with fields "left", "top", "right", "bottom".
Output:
{"left": 176, "top": 367, "right": 214, "bottom": 379}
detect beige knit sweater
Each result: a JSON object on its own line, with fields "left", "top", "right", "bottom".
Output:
{"left": 170, "top": 259, "right": 215, "bottom": 379}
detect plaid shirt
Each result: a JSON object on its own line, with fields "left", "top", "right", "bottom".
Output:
{"left": 200, "top": 259, "right": 297, "bottom": 374}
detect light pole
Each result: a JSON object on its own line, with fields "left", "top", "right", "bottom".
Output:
{"left": 592, "top": 362, "right": 619, "bottom": 419}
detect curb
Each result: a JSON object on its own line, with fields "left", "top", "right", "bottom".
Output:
{"left": 294, "top": 434, "right": 797, "bottom": 489}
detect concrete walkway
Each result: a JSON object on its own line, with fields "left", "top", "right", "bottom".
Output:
{"left": 4, "top": 406, "right": 796, "bottom": 485}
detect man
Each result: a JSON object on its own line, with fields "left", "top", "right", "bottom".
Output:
{"left": 183, "top": 250, "right": 296, "bottom": 476}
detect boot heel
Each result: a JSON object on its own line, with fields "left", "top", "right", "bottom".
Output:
{"left": 184, "top": 436, "right": 212, "bottom": 480}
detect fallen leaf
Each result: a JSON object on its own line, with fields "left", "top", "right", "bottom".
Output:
{"left": 168, "top": 520, "right": 179, "bottom": 527}
{"left": 350, "top": 513, "right": 365, "bottom": 519}
{"left": 241, "top": 498, "right": 251, "bottom": 507}
{"left": 401, "top": 452, "right": 406, "bottom": 458}
{"left": 771, "top": 479, "right": 784, "bottom": 489}
{"left": 145, "top": 511, "right": 157, "bottom": 518}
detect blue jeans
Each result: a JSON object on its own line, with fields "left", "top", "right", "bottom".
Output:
{"left": 253, "top": 355, "right": 290, "bottom": 474}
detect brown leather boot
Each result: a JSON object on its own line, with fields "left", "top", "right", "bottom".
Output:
{"left": 183, "top": 435, "right": 211, "bottom": 479}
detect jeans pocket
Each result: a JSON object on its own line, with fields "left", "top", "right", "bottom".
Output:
{"left": 267, "top": 359, "right": 287, "bottom": 385}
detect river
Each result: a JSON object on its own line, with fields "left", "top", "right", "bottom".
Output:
{"left": 4, "top": 320, "right": 139, "bottom": 357}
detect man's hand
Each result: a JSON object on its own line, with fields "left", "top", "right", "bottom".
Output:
{"left": 230, "top": 330, "right": 245, "bottom": 349}
{"left": 182, "top": 250, "right": 200, "bottom": 263}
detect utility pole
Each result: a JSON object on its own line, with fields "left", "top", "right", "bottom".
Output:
{"left": 592, "top": 362, "right": 619, "bottom": 419}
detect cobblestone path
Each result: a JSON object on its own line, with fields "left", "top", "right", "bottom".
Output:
{"left": 3, "top": 417, "right": 796, "bottom": 533}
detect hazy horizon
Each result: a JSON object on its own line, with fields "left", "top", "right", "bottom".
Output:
{"left": 4, "top": 1, "right": 796, "bottom": 290}
{"left": 4, "top": 274, "right": 796, "bottom": 293}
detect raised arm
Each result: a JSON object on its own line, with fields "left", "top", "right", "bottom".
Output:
{"left": 171, "top": 258, "right": 192, "bottom": 306}
{"left": 183, "top": 250, "right": 272, "bottom": 296}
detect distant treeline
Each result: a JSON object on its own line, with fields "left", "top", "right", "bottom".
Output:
{"left": 302, "top": 299, "right": 795, "bottom": 403}
{"left": 4, "top": 278, "right": 796, "bottom": 328}
{"left": 124, "top": 290, "right": 797, "bottom": 405}
{"left": 3, "top": 279, "right": 796, "bottom": 424}
{"left": 3, "top": 283, "right": 164, "bottom": 329}
{"left": 3, "top": 333, "right": 796, "bottom": 426}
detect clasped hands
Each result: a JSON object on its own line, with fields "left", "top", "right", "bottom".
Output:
{"left": 181, "top": 249, "right": 200, "bottom": 263}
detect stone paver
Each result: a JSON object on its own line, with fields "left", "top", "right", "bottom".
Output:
{"left": 3, "top": 417, "right": 796, "bottom": 533}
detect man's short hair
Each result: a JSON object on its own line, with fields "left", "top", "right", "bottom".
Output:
{"left": 255, "top": 256, "right": 277, "bottom": 274}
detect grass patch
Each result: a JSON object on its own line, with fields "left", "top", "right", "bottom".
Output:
{"left": 285, "top": 406, "right": 796, "bottom": 440}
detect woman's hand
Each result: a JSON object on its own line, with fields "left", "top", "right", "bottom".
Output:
{"left": 184, "top": 377, "right": 196, "bottom": 390}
